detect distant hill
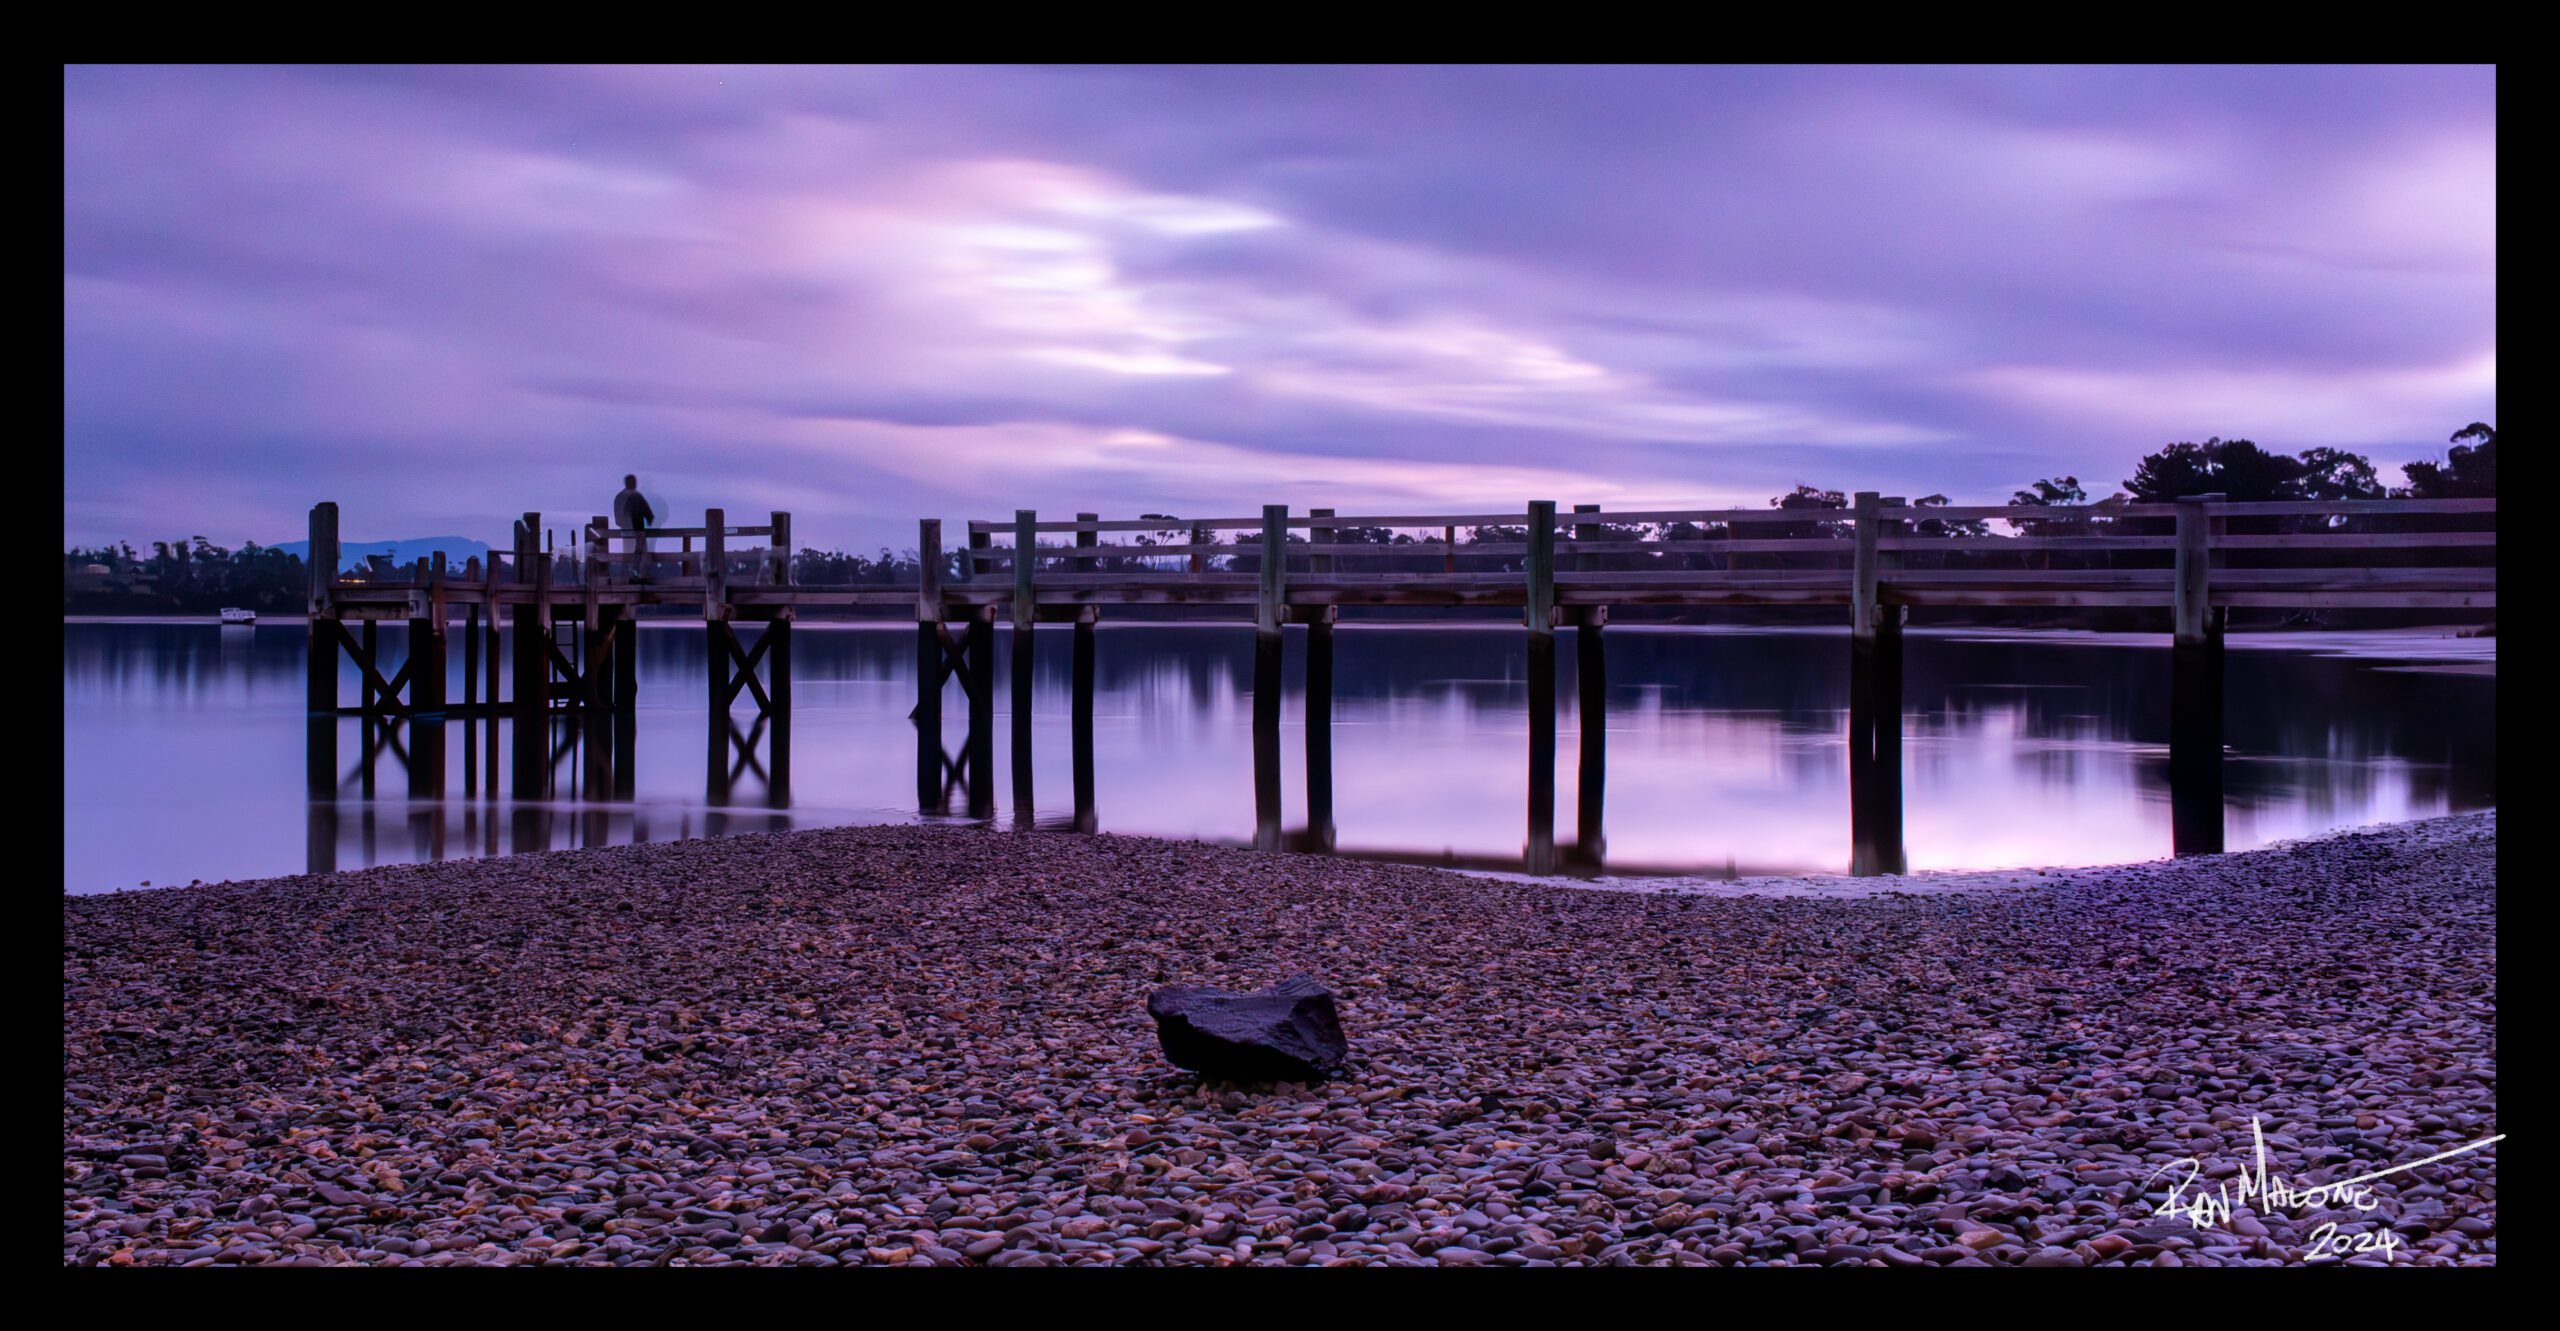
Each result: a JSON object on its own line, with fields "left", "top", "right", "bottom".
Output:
{"left": 267, "top": 536, "right": 492, "bottom": 574}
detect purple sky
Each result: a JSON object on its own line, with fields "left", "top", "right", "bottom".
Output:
{"left": 65, "top": 66, "right": 2496, "bottom": 556}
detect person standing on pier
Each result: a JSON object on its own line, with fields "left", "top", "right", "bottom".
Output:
{"left": 614, "top": 474, "right": 656, "bottom": 576}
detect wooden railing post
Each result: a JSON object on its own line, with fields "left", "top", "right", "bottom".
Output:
{"left": 1075, "top": 512, "right": 1097, "bottom": 575}
{"left": 2172, "top": 493, "right": 2225, "bottom": 855}
{"left": 771, "top": 511, "right": 792, "bottom": 587}
{"left": 1189, "top": 520, "right": 1208, "bottom": 576}
{"left": 1526, "top": 499, "right": 1557, "bottom": 875}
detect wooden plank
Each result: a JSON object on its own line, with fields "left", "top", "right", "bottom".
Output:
{"left": 2208, "top": 568, "right": 2496, "bottom": 587}
{"left": 2213, "top": 531, "right": 2497, "bottom": 549}
{"left": 616, "top": 525, "right": 775, "bottom": 538}
{"left": 2183, "top": 498, "right": 2497, "bottom": 517}
{"left": 2211, "top": 590, "right": 2496, "bottom": 608}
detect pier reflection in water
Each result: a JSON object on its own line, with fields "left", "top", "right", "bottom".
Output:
{"left": 60, "top": 620, "right": 2493, "bottom": 893}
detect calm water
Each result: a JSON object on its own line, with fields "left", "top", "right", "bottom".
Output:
{"left": 62, "top": 620, "right": 2495, "bottom": 894}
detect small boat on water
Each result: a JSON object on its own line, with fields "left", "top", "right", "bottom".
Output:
{"left": 218, "top": 607, "right": 256, "bottom": 625}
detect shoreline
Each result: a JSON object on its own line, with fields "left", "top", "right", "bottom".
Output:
{"left": 66, "top": 812, "right": 2495, "bottom": 1267}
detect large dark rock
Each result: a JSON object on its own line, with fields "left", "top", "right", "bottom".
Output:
{"left": 1147, "top": 975, "right": 1348, "bottom": 1083}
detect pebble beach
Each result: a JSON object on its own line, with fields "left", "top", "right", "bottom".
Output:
{"left": 64, "top": 811, "right": 2496, "bottom": 1267}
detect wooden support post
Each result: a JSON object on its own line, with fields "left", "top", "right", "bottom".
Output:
{"left": 463, "top": 604, "right": 480, "bottom": 708}
{"left": 1849, "top": 491, "right": 1882, "bottom": 875}
{"left": 615, "top": 605, "right": 638, "bottom": 714}
{"left": 413, "top": 602, "right": 446, "bottom": 717}
{"left": 1444, "top": 525, "right": 1457, "bottom": 574}
{"left": 1072, "top": 605, "right": 1097, "bottom": 834}
{"left": 1189, "top": 521, "right": 1208, "bottom": 576}
{"left": 770, "top": 511, "right": 792, "bottom": 588}
{"left": 1307, "top": 509, "right": 1336, "bottom": 852}
{"left": 1013, "top": 510, "right": 1036, "bottom": 824}
{"left": 410, "top": 713, "right": 445, "bottom": 805}
{"left": 1072, "top": 513, "right": 1098, "bottom": 832}
{"left": 1572, "top": 503, "right": 1606, "bottom": 870}
{"left": 361, "top": 618, "right": 379, "bottom": 712}
{"left": 510, "top": 514, "right": 548, "bottom": 800}
{"left": 1525, "top": 500, "right": 1557, "bottom": 874}
{"left": 1253, "top": 504, "right": 1287, "bottom": 851}
{"left": 969, "top": 526, "right": 991, "bottom": 586}
{"left": 612, "top": 681, "right": 637, "bottom": 801}
{"left": 703, "top": 507, "right": 730, "bottom": 807}
{"left": 917, "top": 518, "right": 946, "bottom": 813}
{"left": 306, "top": 502, "right": 338, "bottom": 714}
{"left": 2172, "top": 493, "right": 2226, "bottom": 855}
{"left": 967, "top": 609, "right": 995, "bottom": 819}
{"left": 1875, "top": 499, "right": 1907, "bottom": 875}
{"left": 767, "top": 615, "right": 791, "bottom": 809}
{"left": 511, "top": 512, "right": 544, "bottom": 713}
{"left": 305, "top": 685, "right": 337, "bottom": 812}
{"left": 306, "top": 787, "right": 337, "bottom": 876}
{"left": 409, "top": 583, "right": 447, "bottom": 803}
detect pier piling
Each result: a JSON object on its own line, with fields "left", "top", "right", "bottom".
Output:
{"left": 1013, "top": 510, "right": 1036, "bottom": 825}
{"left": 1526, "top": 499, "right": 1557, "bottom": 876}
{"left": 2172, "top": 494, "right": 2226, "bottom": 855}
{"left": 1074, "top": 514, "right": 1099, "bottom": 834}
{"left": 1307, "top": 509, "right": 1337, "bottom": 852}
{"left": 1253, "top": 504, "right": 1286, "bottom": 852}
{"left": 1573, "top": 504, "right": 1607, "bottom": 871}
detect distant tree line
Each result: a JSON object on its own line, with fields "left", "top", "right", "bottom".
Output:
{"left": 63, "top": 537, "right": 307, "bottom": 613}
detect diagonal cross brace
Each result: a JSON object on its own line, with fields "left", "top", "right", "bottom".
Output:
{"left": 332, "top": 620, "right": 414, "bottom": 714}
{"left": 906, "top": 622, "right": 979, "bottom": 720}
{"left": 546, "top": 636, "right": 587, "bottom": 696}
{"left": 726, "top": 715, "right": 771, "bottom": 786}
{"left": 718, "top": 622, "right": 776, "bottom": 715}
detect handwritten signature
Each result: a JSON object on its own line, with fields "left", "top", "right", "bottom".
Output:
{"left": 2146, "top": 1116, "right": 2502, "bottom": 1262}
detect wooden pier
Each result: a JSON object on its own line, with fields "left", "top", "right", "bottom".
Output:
{"left": 305, "top": 494, "right": 2495, "bottom": 874}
